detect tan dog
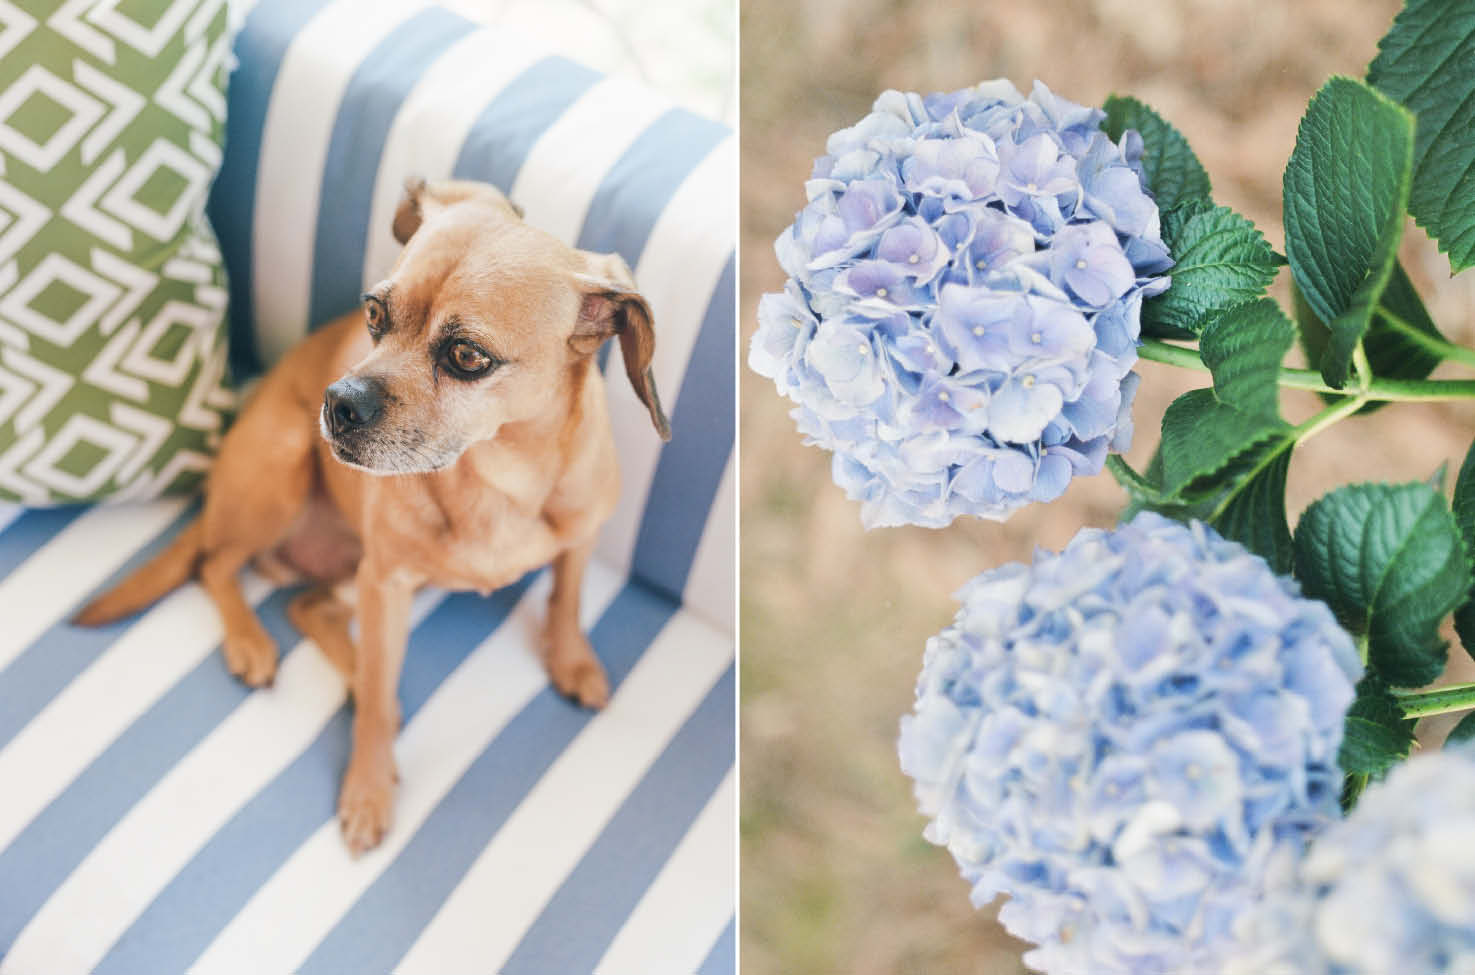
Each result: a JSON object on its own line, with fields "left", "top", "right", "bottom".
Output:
{"left": 77, "top": 178, "right": 670, "bottom": 854}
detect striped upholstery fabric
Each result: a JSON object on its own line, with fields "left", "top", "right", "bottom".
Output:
{"left": 0, "top": 2, "right": 734, "bottom": 972}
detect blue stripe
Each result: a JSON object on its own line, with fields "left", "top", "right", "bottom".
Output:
{"left": 301, "top": 580, "right": 681, "bottom": 972}
{"left": 451, "top": 56, "right": 603, "bottom": 192}
{"left": 629, "top": 255, "right": 734, "bottom": 601}
{"left": 0, "top": 505, "right": 196, "bottom": 749}
{"left": 0, "top": 588, "right": 298, "bottom": 956}
{"left": 574, "top": 108, "right": 728, "bottom": 266}
{"left": 502, "top": 667, "right": 735, "bottom": 973}
{"left": 305, "top": 7, "right": 476, "bottom": 331}
{"left": 95, "top": 579, "right": 535, "bottom": 975}
{"left": 699, "top": 917, "right": 736, "bottom": 975}
{"left": 0, "top": 505, "right": 85, "bottom": 580}
{"left": 566, "top": 108, "right": 733, "bottom": 604}
{"left": 209, "top": 0, "right": 337, "bottom": 380}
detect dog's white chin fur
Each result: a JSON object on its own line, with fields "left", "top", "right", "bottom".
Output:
{"left": 319, "top": 419, "right": 463, "bottom": 476}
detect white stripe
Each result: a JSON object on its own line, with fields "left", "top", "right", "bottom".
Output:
{"left": 250, "top": 0, "right": 429, "bottom": 366}
{"left": 399, "top": 605, "right": 733, "bottom": 972}
{"left": 359, "top": 29, "right": 553, "bottom": 290}
{"left": 0, "top": 498, "right": 185, "bottom": 674}
{"left": 682, "top": 452, "right": 735, "bottom": 632}
{"left": 0, "top": 502, "right": 22, "bottom": 536}
{"left": 0, "top": 591, "right": 445, "bottom": 974}
{"left": 591, "top": 136, "right": 735, "bottom": 587}
{"left": 0, "top": 574, "right": 271, "bottom": 854}
{"left": 510, "top": 76, "right": 671, "bottom": 245}
{"left": 192, "top": 563, "right": 624, "bottom": 974}
{"left": 596, "top": 770, "right": 735, "bottom": 974}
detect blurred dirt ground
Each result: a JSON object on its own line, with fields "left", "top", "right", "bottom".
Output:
{"left": 739, "top": 1, "right": 1475, "bottom": 971}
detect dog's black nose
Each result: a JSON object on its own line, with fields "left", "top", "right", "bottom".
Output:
{"left": 324, "top": 375, "right": 386, "bottom": 435}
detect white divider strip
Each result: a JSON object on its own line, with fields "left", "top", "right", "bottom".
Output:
{"left": 0, "top": 503, "right": 22, "bottom": 536}
{"left": 591, "top": 136, "right": 735, "bottom": 582}
{"left": 596, "top": 769, "right": 735, "bottom": 974}
{"left": 0, "top": 574, "right": 271, "bottom": 853}
{"left": 359, "top": 29, "right": 553, "bottom": 289}
{"left": 250, "top": 0, "right": 429, "bottom": 365}
{"left": 192, "top": 563, "right": 624, "bottom": 974}
{"left": 398, "top": 603, "right": 732, "bottom": 972}
{"left": 510, "top": 76, "right": 671, "bottom": 245}
{"left": 0, "top": 498, "right": 186, "bottom": 673}
{"left": 0, "top": 590, "right": 445, "bottom": 975}
{"left": 682, "top": 452, "right": 735, "bottom": 632}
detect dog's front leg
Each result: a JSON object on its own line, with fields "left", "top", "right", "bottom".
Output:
{"left": 339, "top": 558, "right": 415, "bottom": 855}
{"left": 544, "top": 541, "right": 610, "bottom": 709}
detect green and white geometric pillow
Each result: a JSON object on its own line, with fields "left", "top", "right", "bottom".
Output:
{"left": 0, "top": 0, "right": 235, "bottom": 505}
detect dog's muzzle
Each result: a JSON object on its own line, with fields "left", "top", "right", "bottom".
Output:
{"left": 323, "top": 375, "right": 387, "bottom": 438}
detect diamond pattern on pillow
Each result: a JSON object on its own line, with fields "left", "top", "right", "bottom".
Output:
{"left": 0, "top": 0, "right": 235, "bottom": 504}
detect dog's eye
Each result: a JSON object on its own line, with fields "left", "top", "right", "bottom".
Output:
{"left": 444, "top": 339, "right": 495, "bottom": 377}
{"left": 363, "top": 296, "right": 387, "bottom": 339}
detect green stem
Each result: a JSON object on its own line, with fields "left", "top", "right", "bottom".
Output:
{"left": 1135, "top": 338, "right": 1219, "bottom": 371}
{"left": 1378, "top": 307, "right": 1475, "bottom": 370}
{"left": 1108, "top": 392, "right": 1370, "bottom": 518}
{"left": 1393, "top": 682, "right": 1475, "bottom": 719}
{"left": 1138, "top": 338, "right": 1475, "bottom": 402}
{"left": 1361, "top": 376, "right": 1475, "bottom": 402}
{"left": 1352, "top": 342, "right": 1374, "bottom": 393}
{"left": 1292, "top": 391, "right": 1368, "bottom": 440}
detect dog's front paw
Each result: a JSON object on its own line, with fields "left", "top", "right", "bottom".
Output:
{"left": 560, "top": 657, "right": 610, "bottom": 709}
{"left": 338, "top": 753, "right": 397, "bottom": 855}
{"left": 546, "top": 629, "right": 610, "bottom": 710}
{"left": 221, "top": 627, "right": 278, "bottom": 687}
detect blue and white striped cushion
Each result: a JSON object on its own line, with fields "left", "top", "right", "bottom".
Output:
{"left": 0, "top": 1, "right": 734, "bottom": 972}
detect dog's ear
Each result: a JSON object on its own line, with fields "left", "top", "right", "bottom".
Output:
{"left": 570, "top": 254, "right": 670, "bottom": 442}
{"left": 391, "top": 176, "right": 524, "bottom": 244}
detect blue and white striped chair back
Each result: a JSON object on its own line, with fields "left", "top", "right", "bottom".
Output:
{"left": 211, "top": 0, "right": 735, "bottom": 631}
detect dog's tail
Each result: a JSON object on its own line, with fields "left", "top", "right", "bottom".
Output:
{"left": 74, "top": 517, "right": 204, "bottom": 626}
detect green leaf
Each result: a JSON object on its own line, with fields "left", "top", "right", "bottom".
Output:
{"left": 1101, "top": 95, "right": 1212, "bottom": 212}
{"left": 1163, "top": 299, "right": 1298, "bottom": 571}
{"left": 1429, "top": 462, "right": 1450, "bottom": 494}
{"left": 1446, "top": 710, "right": 1475, "bottom": 746}
{"left": 1368, "top": 0, "right": 1475, "bottom": 273}
{"left": 1339, "top": 675, "right": 1417, "bottom": 778}
{"left": 1294, "top": 264, "right": 1443, "bottom": 414}
{"left": 1294, "top": 482, "right": 1472, "bottom": 687}
{"left": 1143, "top": 200, "right": 1279, "bottom": 337}
{"left": 1451, "top": 440, "right": 1475, "bottom": 661}
{"left": 1210, "top": 447, "right": 1294, "bottom": 574}
{"left": 1110, "top": 450, "right": 1213, "bottom": 524}
{"left": 1105, "top": 454, "right": 1161, "bottom": 500}
{"left": 1198, "top": 299, "right": 1295, "bottom": 421}
{"left": 1452, "top": 441, "right": 1475, "bottom": 543}
{"left": 1159, "top": 389, "right": 1287, "bottom": 498}
{"left": 1341, "top": 772, "right": 1370, "bottom": 810}
{"left": 1282, "top": 77, "right": 1415, "bottom": 388}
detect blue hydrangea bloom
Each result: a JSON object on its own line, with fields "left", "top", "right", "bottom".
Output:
{"left": 898, "top": 513, "right": 1360, "bottom": 974}
{"left": 1226, "top": 744, "right": 1475, "bottom": 975}
{"left": 750, "top": 81, "right": 1172, "bottom": 529}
